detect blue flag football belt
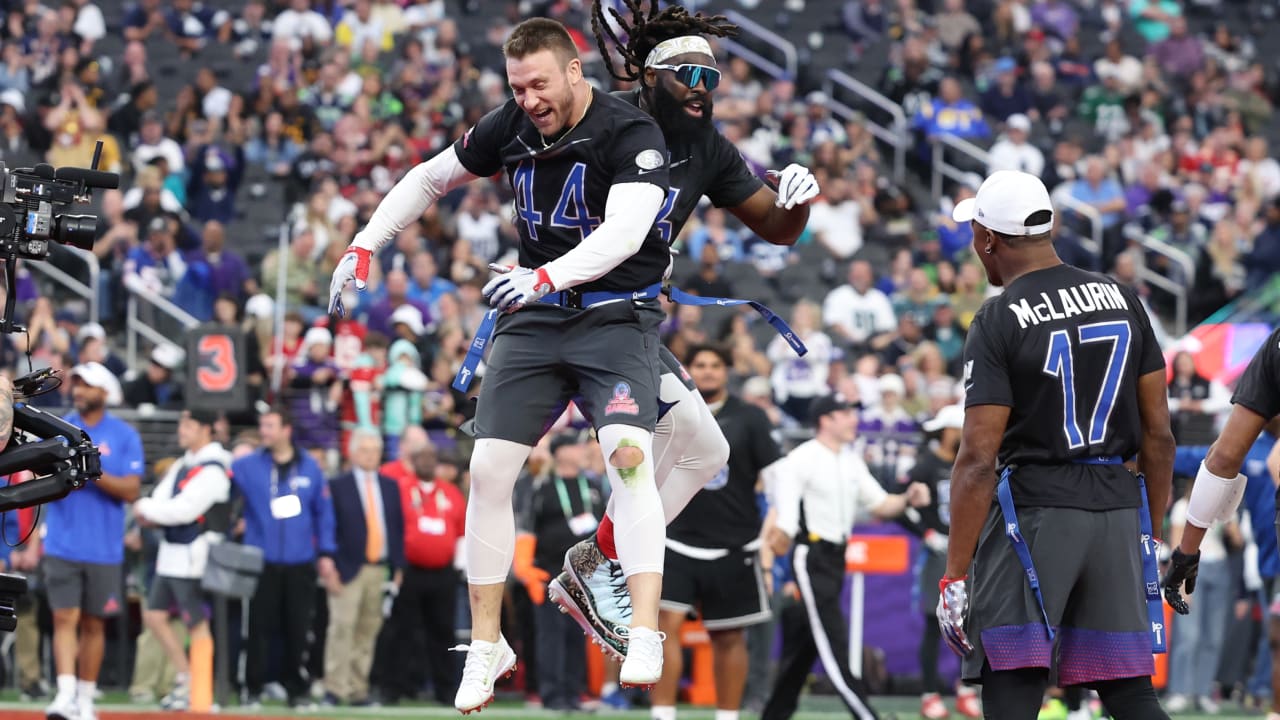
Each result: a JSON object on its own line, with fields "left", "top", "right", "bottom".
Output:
{"left": 452, "top": 284, "right": 808, "bottom": 393}
{"left": 996, "top": 458, "right": 1166, "bottom": 654}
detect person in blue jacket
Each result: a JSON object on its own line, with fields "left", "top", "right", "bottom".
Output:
{"left": 231, "top": 405, "right": 337, "bottom": 710}
{"left": 1173, "top": 426, "right": 1280, "bottom": 716}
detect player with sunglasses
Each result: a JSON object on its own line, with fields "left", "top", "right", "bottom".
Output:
{"left": 542, "top": 5, "right": 820, "bottom": 720}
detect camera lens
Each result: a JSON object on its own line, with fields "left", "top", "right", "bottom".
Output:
{"left": 52, "top": 214, "right": 97, "bottom": 251}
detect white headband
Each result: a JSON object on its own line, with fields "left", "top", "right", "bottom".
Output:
{"left": 644, "top": 36, "right": 714, "bottom": 67}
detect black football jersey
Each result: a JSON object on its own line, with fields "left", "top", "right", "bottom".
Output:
{"left": 668, "top": 395, "right": 781, "bottom": 549}
{"left": 614, "top": 90, "right": 763, "bottom": 244}
{"left": 904, "top": 449, "right": 953, "bottom": 534}
{"left": 1232, "top": 328, "right": 1280, "bottom": 420}
{"left": 453, "top": 91, "right": 671, "bottom": 293}
{"left": 962, "top": 264, "right": 1166, "bottom": 510}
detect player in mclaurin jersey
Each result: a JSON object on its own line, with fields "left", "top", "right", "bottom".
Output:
{"left": 936, "top": 170, "right": 1176, "bottom": 720}
{"left": 328, "top": 19, "right": 676, "bottom": 713}
{"left": 1163, "top": 331, "right": 1280, "bottom": 720}
{"left": 547, "top": 0, "right": 821, "bottom": 668}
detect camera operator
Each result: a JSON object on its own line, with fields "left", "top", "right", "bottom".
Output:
{"left": 39, "top": 362, "right": 143, "bottom": 720}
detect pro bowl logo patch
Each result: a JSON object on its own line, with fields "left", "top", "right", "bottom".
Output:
{"left": 605, "top": 382, "right": 640, "bottom": 415}
{"left": 635, "top": 149, "right": 664, "bottom": 171}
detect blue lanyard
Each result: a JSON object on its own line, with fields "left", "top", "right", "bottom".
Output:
{"left": 997, "top": 458, "right": 1166, "bottom": 653}
{"left": 995, "top": 466, "right": 1055, "bottom": 642}
{"left": 1136, "top": 472, "right": 1167, "bottom": 653}
{"left": 665, "top": 286, "right": 808, "bottom": 357}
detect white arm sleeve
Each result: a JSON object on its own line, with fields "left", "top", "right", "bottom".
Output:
{"left": 136, "top": 470, "right": 231, "bottom": 526}
{"left": 1186, "top": 460, "right": 1248, "bottom": 529}
{"left": 540, "top": 183, "right": 665, "bottom": 291}
{"left": 351, "top": 146, "right": 479, "bottom": 255}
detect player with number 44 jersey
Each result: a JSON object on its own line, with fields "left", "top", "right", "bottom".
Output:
{"left": 327, "top": 18, "right": 675, "bottom": 714}
{"left": 938, "top": 171, "right": 1175, "bottom": 720}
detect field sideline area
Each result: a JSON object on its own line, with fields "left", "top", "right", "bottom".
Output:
{"left": 0, "top": 694, "right": 1250, "bottom": 719}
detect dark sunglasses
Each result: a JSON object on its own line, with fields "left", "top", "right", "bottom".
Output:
{"left": 649, "top": 63, "right": 721, "bottom": 91}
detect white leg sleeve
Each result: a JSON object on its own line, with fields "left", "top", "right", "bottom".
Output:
{"left": 658, "top": 387, "right": 730, "bottom": 522}
{"left": 603, "top": 374, "right": 729, "bottom": 525}
{"left": 596, "top": 423, "right": 665, "bottom": 577}
{"left": 465, "top": 438, "right": 533, "bottom": 585}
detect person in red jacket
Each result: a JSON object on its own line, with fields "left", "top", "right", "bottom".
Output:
{"left": 383, "top": 443, "right": 466, "bottom": 706}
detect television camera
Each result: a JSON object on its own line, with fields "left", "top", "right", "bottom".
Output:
{"left": 0, "top": 143, "right": 118, "bottom": 630}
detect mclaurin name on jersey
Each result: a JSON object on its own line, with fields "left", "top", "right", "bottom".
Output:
{"left": 1007, "top": 281, "right": 1131, "bottom": 329}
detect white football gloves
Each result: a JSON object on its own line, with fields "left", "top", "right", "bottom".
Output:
{"left": 772, "top": 163, "right": 820, "bottom": 209}
{"left": 482, "top": 263, "right": 555, "bottom": 313}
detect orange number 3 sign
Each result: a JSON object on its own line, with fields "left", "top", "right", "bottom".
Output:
{"left": 197, "top": 334, "right": 238, "bottom": 393}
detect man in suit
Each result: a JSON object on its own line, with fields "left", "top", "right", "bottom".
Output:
{"left": 323, "top": 427, "right": 405, "bottom": 706}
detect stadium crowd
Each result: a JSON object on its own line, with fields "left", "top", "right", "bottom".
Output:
{"left": 0, "top": 0, "right": 1273, "bottom": 716}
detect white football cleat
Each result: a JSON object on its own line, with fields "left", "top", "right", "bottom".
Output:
{"left": 452, "top": 635, "right": 518, "bottom": 714}
{"left": 619, "top": 626, "right": 666, "bottom": 690}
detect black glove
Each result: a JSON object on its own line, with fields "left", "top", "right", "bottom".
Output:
{"left": 1161, "top": 547, "right": 1201, "bottom": 615}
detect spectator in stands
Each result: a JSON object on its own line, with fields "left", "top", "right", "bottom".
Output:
{"left": 768, "top": 301, "right": 833, "bottom": 423}
{"left": 75, "top": 323, "right": 126, "bottom": 377}
{"left": 980, "top": 57, "right": 1032, "bottom": 124}
{"left": 131, "top": 112, "right": 185, "bottom": 175}
{"left": 108, "top": 80, "right": 156, "bottom": 148}
{"left": 1078, "top": 68, "right": 1129, "bottom": 141}
{"left": 124, "top": 216, "right": 184, "bottom": 299}
{"left": 1129, "top": 0, "right": 1182, "bottom": 44}
{"left": 14, "top": 297, "right": 69, "bottom": 368}
{"left": 187, "top": 144, "right": 245, "bottom": 225}
{"left": 823, "top": 260, "right": 896, "bottom": 354}
{"left": 200, "top": 220, "right": 252, "bottom": 302}
{"left": 363, "top": 268, "right": 431, "bottom": 338}
{"left": 1066, "top": 155, "right": 1127, "bottom": 267}
{"left": 287, "top": 326, "right": 342, "bottom": 467}
{"left": 406, "top": 252, "right": 457, "bottom": 318}
{"left": 384, "top": 443, "right": 465, "bottom": 706}
{"left": 232, "top": 406, "right": 337, "bottom": 710}
{"left": 924, "top": 299, "right": 965, "bottom": 369}
{"left": 262, "top": 228, "right": 322, "bottom": 318}
{"left": 1193, "top": 217, "right": 1247, "bottom": 320}
{"left": 382, "top": 338, "right": 427, "bottom": 460}
{"left": 245, "top": 111, "right": 303, "bottom": 179}
{"left": 124, "top": 0, "right": 166, "bottom": 42}
{"left": 933, "top": 0, "right": 980, "bottom": 52}
{"left": 686, "top": 207, "right": 746, "bottom": 264}
{"left": 1246, "top": 197, "right": 1280, "bottom": 291}
{"left": 272, "top": 0, "right": 333, "bottom": 49}
{"left": 1150, "top": 16, "right": 1203, "bottom": 81}
{"left": 806, "top": 177, "right": 864, "bottom": 259}
{"left": 124, "top": 342, "right": 185, "bottom": 410}
{"left": 133, "top": 409, "right": 232, "bottom": 711}
{"left": 42, "top": 362, "right": 142, "bottom": 720}
{"left": 892, "top": 268, "right": 942, "bottom": 327}
{"left": 986, "top": 113, "right": 1044, "bottom": 176}
{"left": 324, "top": 429, "right": 404, "bottom": 707}
{"left": 1026, "top": 61, "right": 1068, "bottom": 135}
{"left": 454, "top": 185, "right": 503, "bottom": 263}
{"left": 163, "top": 0, "right": 226, "bottom": 56}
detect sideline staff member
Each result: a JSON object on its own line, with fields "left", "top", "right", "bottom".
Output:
{"left": 763, "top": 393, "right": 929, "bottom": 720}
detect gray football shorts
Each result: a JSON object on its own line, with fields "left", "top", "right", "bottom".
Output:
{"left": 148, "top": 575, "right": 209, "bottom": 628}
{"left": 473, "top": 301, "right": 663, "bottom": 445}
{"left": 43, "top": 555, "right": 124, "bottom": 617}
{"left": 961, "top": 503, "right": 1155, "bottom": 687}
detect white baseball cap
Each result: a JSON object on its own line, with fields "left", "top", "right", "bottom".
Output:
{"left": 150, "top": 343, "right": 185, "bottom": 370}
{"left": 390, "top": 304, "right": 425, "bottom": 336}
{"left": 923, "top": 404, "right": 965, "bottom": 432}
{"left": 951, "top": 170, "right": 1055, "bottom": 237}
{"left": 71, "top": 362, "right": 123, "bottom": 407}
{"left": 1006, "top": 113, "right": 1031, "bottom": 133}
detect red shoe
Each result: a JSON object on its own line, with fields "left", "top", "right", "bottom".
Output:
{"left": 956, "top": 686, "right": 982, "bottom": 718}
{"left": 922, "top": 692, "right": 950, "bottom": 719}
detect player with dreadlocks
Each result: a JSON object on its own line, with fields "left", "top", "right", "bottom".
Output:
{"left": 547, "top": 4, "right": 819, "bottom": 720}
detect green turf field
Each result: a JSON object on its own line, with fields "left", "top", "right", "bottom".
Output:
{"left": 0, "top": 692, "right": 1258, "bottom": 718}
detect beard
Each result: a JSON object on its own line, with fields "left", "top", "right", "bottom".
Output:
{"left": 647, "top": 83, "right": 713, "bottom": 138}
